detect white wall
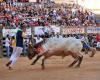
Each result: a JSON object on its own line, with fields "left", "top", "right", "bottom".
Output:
{"left": 29, "top": 0, "right": 36, "bottom": 2}
{"left": 77, "top": 0, "right": 100, "bottom": 14}
{"left": 78, "top": 0, "right": 100, "bottom": 9}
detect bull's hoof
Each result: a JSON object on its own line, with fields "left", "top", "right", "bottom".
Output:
{"left": 41, "top": 65, "right": 45, "bottom": 70}
{"left": 31, "top": 63, "right": 35, "bottom": 65}
{"left": 68, "top": 65, "right": 73, "bottom": 68}
{"left": 90, "top": 54, "right": 94, "bottom": 57}
{"left": 89, "top": 52, "right": 95, "bottom": 57}
{"left": 89, "top": 48, "right": 96, "bottom": 57}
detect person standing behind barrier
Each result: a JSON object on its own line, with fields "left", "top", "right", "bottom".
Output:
{"left": 11, "top": 36, "right": 16, "bottom": 54}
{"left": 6, "top": 27, "right": 27, "bottom": 70}
{"left": 81, "top": 34, "right": 90, "bottom": 54}
{"left": 96, "top": 34, "right": 100, "bottom": 48}
{"left": 5, "top": 34, "right": 11, "bottom": 58}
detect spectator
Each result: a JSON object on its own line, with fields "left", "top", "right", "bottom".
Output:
{"left": 10, "top": 36, "right": 16, "bottom": 53}
{"left": 96, "top": 34, "right": 100, "bottom": 48}
{"left": 5, "top": 34, "right": 11, "bottom": 58}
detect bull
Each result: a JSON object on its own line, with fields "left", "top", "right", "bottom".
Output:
{"left": 27, "top": 36, "right": 96, "bottom": 69}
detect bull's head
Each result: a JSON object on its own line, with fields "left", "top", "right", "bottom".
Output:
{"left": 27, "top": 43, "right": 38, "bottom": 60}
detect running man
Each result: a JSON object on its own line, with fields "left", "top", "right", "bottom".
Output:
{"left": 6, "top": 27, "right": 27, "bottom": 70}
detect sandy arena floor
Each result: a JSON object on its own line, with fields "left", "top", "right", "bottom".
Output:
{"left": 0, "top": 51, "right": 100, "bottom": 80}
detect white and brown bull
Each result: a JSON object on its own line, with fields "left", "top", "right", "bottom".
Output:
{"left": 28, "top": 36, "right": 96, "bottom": 69}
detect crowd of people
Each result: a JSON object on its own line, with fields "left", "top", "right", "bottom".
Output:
{"left": 0, "top": 2, "right": 99, "bottom": 52}
{"left": 0, "top": 2, "right": 97, "bottom": 29}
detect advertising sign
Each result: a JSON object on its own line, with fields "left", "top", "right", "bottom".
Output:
{"left": 62, "top": 28, "right": 84, "bottom": 34}
{"left": 2, "top": 28, "right": 31, "bottom": 37}
{"left": 87, "top": 27, "right": 100, "bottom": 33}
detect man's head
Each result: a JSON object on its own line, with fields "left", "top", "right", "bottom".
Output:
{"left": 19, "top": 24, "right": 27, "bottom": 32}
{"left": 22, "top": 27, "right": 26, "bottom": 32}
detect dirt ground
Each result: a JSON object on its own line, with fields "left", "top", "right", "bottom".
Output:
{"left": 0, "top": 51, "right": 100, "bottom": 80}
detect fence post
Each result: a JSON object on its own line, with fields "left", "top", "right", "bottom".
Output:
{"left": 31, "top": 27, "right": 35, "bottom": 47}
{"left": 85, "top": 27, "right": 88, "bottom": 36}
{"left": 0, "top": 25, "right": 3, "bottom": 58}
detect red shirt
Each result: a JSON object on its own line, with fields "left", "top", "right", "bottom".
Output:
{"left": 96, "top": 35, "right": 100, "bottom": 42}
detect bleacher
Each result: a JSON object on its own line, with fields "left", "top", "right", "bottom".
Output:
{"left": 2, "top": 37, "right": 28, "bottom": 57}
{"left": 2, "top": 38, "right": 13, "bottom": 56}
{"left": 2, "top": 38, "right": 7, "bottom": 56}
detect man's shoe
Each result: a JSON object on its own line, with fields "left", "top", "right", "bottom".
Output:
{"left": 6, "top": 61, "right": 12, "bottom": 67}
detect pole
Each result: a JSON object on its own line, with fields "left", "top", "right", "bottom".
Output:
{"left": 31, "top": 26, "right": 35, "bottom": 47}
{"left": 0, "top": 24, "right": 3, "bottom": 58}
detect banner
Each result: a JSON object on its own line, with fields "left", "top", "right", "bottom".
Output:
{"left": 34, "top": 26, "right": 60, "bottom": 35}
{"left": 29, "top": 0, "right": 36, "bottom": 2}
{"left": 2, "top": 29, "right": 18, "bottom": 37}
{"left": 2, "top": 28, "right": 31, "bottom": 37}
{"left": 87, "top": 27, "right": 100, "bottom": 33}
{"left": 34, "top": 26, "right": 44, "bottom": 35}
{"left": 51, "top": 25, "right": 60, "bottom": 34}
{"left": 62, "top": 28, "right": 84, "bottom": 34}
